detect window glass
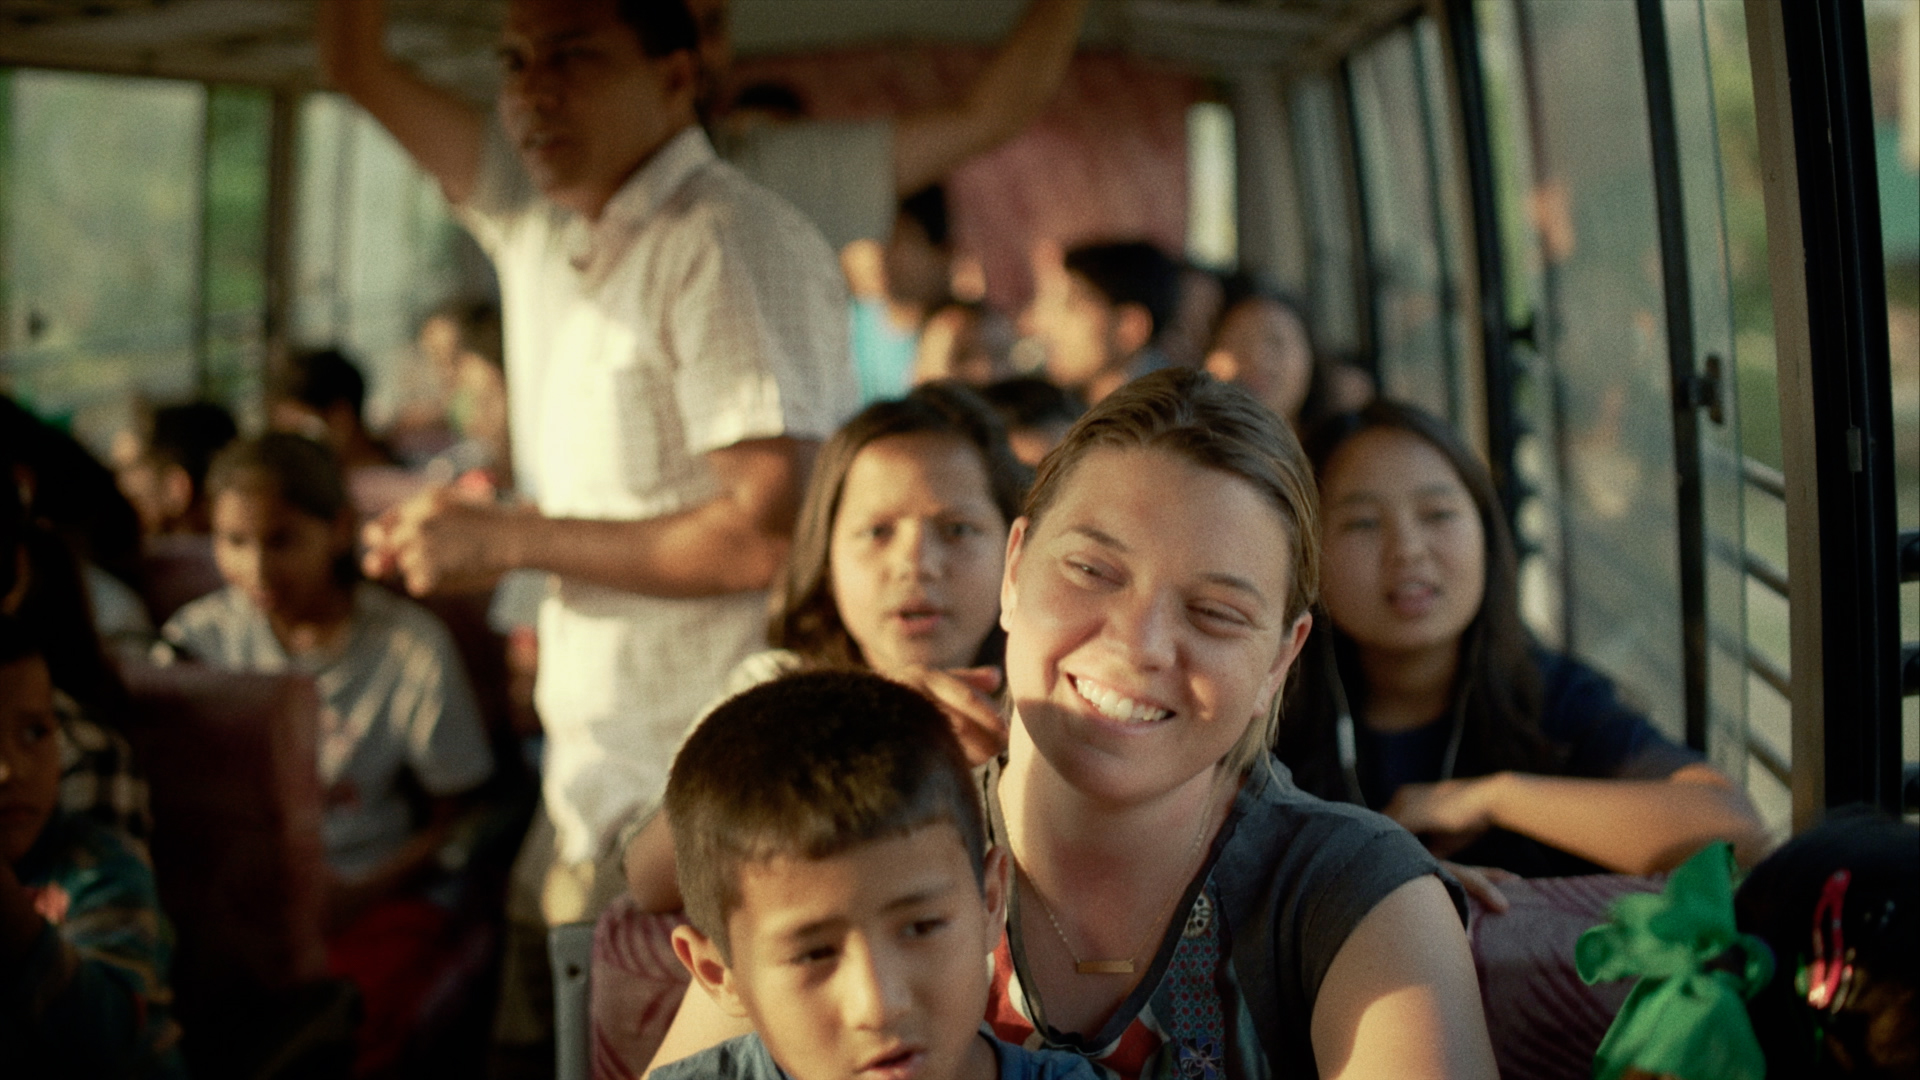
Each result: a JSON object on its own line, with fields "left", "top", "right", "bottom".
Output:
{"left": 1475, "top": 0, "right": 1568, "bottom": 650}
{"left": 1187, "top": 100, "right": 1237, "bottom": 270}
{"left": 202, "top": 85, "right": 272, "bottom": 414}
{"left": 1504, "top": 0, "right": 1689, "bottom": 743}
{"left": 292, "top": 93, "right": 476, "bottom": 428}
{"left": 1, "top": 70, "right": 203, "bottom": 420}
{"left": 1861, "top": 0, "right": 1920, "bottom": 780}
{"left": 1348, "top": 23, "right": 1458, "bottom": 423}
{"left": 1288, "top": 74, "right": 1362, "bottom": 357}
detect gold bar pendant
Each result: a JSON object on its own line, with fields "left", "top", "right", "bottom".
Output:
{"left": 1075, "top": 960, "right": 1135, "bottom": 975}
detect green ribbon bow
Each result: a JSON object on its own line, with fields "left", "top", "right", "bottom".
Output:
{"left": 1575, "top": 842, "right": 1775, "bottom": 1080}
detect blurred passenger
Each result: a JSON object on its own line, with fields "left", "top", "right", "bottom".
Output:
{"left": 1280, "top": 402, "right": 1768, "bottom": 896}
{"left": 851, "top": 185, "right": 957, "bottom": 403}
{"left": 159, "top": 433, "right": 494, "bottom": 1076}
{"left": 694, "top": 0, "right": 1091, "bottom": 250}
{"left": 912, "top": 300, "right": 1017, "bottom": 388}
{"left": 622, "top": 381, "right": 1026, "bottom": 913}
{"left": 0, "top": 614, "right": 186, "bottom": 1079}
{"left": 1160, "top": 261, "right": 1226, "bottom": 371}
{"left": 1, "top": 474, "right": 148, "bottom": 842}
{"left": 269, "top": 347, "right": 427, "bottom": 520}
{"left": 1203, "top": 276, "right": 1321, "bottom": 430}
{"left": 1023, "top": 240, "right": 1181, "bottom": 404}
{"left": 1579, "top": 811, "right": 1916, "bottom": 1080}
{"left": 978, "top": 376, "right": 1084, "bottom": 467}
{"left": 268, "top": 347, "right": 396, "bottom": 472}
{"left": 388, "top": 296, "right": 503, "bottom": 466}
{"left": 421, "top": 300, "right": 512, "bottom": 487}
{"left": 0, "top": 396, "right": 145, "bottom": 619}
{"left": 111, "top": 401, "right": 238, "bottom": 537}
{"left": 1735, "top": 809, "right": 1916, "bottom": 1080}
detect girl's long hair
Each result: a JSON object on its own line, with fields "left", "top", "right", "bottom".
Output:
{"left": 771, "top": 382, "right": 1028, "bottom": 669}
{"left": 1277, "top": 401, "right": 1559, "bottom": 800}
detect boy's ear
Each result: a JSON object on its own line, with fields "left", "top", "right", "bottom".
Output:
{"left": 999, "top": 517, "right": 1029, "bottom": 633}
{"left": 980, "top": 845, "right": 1011, "bottom": 936}
{"left": 671, "top": 923, "right": 749, "bottom": 1019}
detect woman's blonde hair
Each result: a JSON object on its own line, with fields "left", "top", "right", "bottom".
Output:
{"left": 1022, "top": 368, "right": 1320, "bottom": 775}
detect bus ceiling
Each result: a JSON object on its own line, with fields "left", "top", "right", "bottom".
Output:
{"left": 0, "top": 0, "right": 1423, "bottom": 89}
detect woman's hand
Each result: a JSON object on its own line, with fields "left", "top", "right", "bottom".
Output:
{"left": 1382, "top": 774, "right": 1504, "bottom": 859}
{"left": 1440, "top": 861, "right": 1518, "bottom": 914}
{"left": 889, "top": 665, "right": 1007, "bottom": 766}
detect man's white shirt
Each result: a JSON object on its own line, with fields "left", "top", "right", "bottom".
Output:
{"left": 458, "top": 124, "right": 857, "bottom": 863}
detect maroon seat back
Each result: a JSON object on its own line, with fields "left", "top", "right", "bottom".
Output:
{"left": 118, "top": 661, "right": 329, "bottom": 1009}
{"left": 138, "top": 534, "right": 223, "bottom": 626}
{"left": 1469, "top": 874, "right": 1664, "bottom": 1080}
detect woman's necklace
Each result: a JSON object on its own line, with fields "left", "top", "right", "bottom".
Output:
{"left": 1013, "top": 797, "right": 1218, "bottom": 976}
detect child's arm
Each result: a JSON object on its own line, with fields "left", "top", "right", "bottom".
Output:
{"left": 326, "top": 795, "right": 466, "bottom": 932}
{"left": 1, "top": 838, "right": 178, "bottom": 1072}
{"left": 1310, "top": 876, "right": 1498, "bottom": 1080}
{"left": 1380, "top": 765, "right": 1771, "bottom": 875}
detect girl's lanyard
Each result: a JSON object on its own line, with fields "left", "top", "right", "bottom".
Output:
{"left": 1330, "top": 645, "right": 1465, "bottom": 806}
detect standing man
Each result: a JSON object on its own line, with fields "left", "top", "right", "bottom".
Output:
{"left": 318, "top": 0, "right": 856, "bottom": 1063}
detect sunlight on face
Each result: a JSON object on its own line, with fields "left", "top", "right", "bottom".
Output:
{"left": 829, "top": 434, "right": 1008, "bottom": 677}
{"left": 1000, "top": 447, "right": 1307, "bottom": 806}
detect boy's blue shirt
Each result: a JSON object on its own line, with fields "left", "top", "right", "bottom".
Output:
{"left": 651, "top": 1025, "right": 1099, "bottom": 1080}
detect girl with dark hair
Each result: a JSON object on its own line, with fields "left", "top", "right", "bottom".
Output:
{"left": 623, "top": 382, "right": 1028, "bottom": 908}
{"left": 1280, "top": 401, "right": 1767, "bottom": 886}
{"left": 158, "top": 433, "right": 495, "bottom": 1075}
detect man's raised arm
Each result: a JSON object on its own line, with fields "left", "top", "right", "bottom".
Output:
{"left": 317, "top": 0, "right": 488, "bottom": 206}
{"left": 891, "top": 0, "right": 1091, "bottom": 196}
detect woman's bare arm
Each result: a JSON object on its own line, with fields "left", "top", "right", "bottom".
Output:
{"left": 1310, "top": 875, "right": 1498, "bottom": 1080}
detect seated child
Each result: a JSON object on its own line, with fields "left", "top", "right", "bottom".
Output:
{"left": 158, "top": 432, "right": 493, "bottom": 1074}
{"left": 656, "top": 670, "right": 1097, "bottom": 1080}
{"left": 0, "top": 615, "right": 186, "bottom": 1079}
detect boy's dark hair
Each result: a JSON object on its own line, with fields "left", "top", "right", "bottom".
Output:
{"left": 667, "top": 670, "right": 987, "bottom": 958}
{"left": 148, "top": 402, "right": 239, "bottom": 492}
{"left": 1063, "top": 240, "right": 1181, "bottom": 344}
{"left": 615, "top": 0, "right": 700, "bottom": 59}
{"left": 898, "top": 184, "right": 951, "bottom": 249}
{"left": 1737, "top": 808, "right": 1918, "bottom": 1078}
{"left": 274, "top": 348, "right": 368, "bottom": 420}
{"left": 0, "top": 612, "right": 44, "bottom": 670}
{"left": 979, "top": 376, "right": 1086, "bottom": 433}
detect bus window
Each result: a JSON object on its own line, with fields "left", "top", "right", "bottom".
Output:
{"left": 1346, "top": 18, "right": 1472, "bottom": 429}
{"left": 1861, "top": 0, "right": 1919, "bottom": 799}
{"left": 291, "top": 93, "right": 489, "bottom": 431}
{"left": 1, "top": 71, "right": 207, "bottom": 421}
{"left": 1478, "top": 0, "right": 1696, "bottom": 751}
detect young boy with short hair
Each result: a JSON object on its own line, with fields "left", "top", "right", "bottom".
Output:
{"left": 0, "top": 614, "right": 187, "bottom": 1078}
{"left": 658, "top": 670, "right": 1095, "bottom": 1080}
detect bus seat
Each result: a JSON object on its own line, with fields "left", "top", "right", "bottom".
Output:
{"left": 586, "top": 897, "right": 691, "bottom": 1080}
{"left": 137, "top": 533, "right": 222, "bottom": 625}
{"left": 551, "top": 920, "right": 597, "bottom": 1080}
{"left": 117, "top": 659, "right": 358, "bottom": 1076}
{"left": 1468, "top": 873, "right": 1662, "bottom": 1080}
